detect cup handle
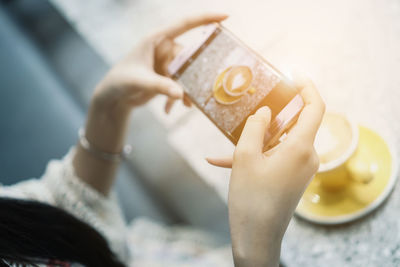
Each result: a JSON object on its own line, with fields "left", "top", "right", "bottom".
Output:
{"left": 346, "top": 160, "right": 375, "bottom": 184}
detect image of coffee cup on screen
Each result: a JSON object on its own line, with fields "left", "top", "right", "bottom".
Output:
{"left": 213, "top": 65, "right": 255, "bottom": 105}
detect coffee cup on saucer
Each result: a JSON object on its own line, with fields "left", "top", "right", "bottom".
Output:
{"left": 314, "top": 112, "right": 369, "bottom": 190}
{"left": 297, "top": 114, "right": 397, "bottom": 224}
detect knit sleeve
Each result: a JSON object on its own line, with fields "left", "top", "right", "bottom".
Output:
{"left": 0, "top": 148, "right": 130, "bottom": 263}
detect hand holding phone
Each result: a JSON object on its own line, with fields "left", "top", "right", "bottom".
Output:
{"left": 168, "top": 23, "right": 304, "bottom": 151}
{"left": 227, "top": 77, "right": 324, "bottom": 266}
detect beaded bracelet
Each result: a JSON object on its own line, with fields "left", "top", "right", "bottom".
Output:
{"left": 78, "top": 128, "right": 132, "bottom": 162}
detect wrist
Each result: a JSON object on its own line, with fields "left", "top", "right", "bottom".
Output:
{"left": 231, "top": 223, "right": 282, "bottom": 267}
{"left": 85, "top": 94, "right": 131, "bottom": 154}
{"left": 229, "top": 198, "right": 285, "bottom": 267}
{"left": 92, "top": 79, "right": 132, "bottom": 118}
{"left": 233, "top": 248, "right": 281, "bottom": 267}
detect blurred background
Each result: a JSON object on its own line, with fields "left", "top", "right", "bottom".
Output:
{"left": 1, "top": 0, "right": 400, "bottom": 266}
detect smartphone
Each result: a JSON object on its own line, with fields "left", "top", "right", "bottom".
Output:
{"left": 168, "top": 24, "right": 304, "bottom": 150}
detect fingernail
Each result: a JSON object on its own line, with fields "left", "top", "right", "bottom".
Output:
{"left": 255, "top": 106, "right": 270, "bottom": 116}
{"left": 169, "top": 85, "right": 183, "bottom": 99}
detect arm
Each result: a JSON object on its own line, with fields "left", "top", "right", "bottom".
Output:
{"left": 72, "top": 14, "right": 228, "bottom": 196}
{"left": 208, "top": 78, "right": 325, "bottom": 266}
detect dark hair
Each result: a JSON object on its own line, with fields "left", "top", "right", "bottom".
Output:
{"left": 0, "top": 197, "right": 125, "bottom": 267}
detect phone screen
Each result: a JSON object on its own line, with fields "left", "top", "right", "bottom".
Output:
{"left": 169, "top": 24, "right": 303, "bottom": 149}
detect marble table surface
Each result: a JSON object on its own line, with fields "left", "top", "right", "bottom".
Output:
{"left": 49, "top": 0, "right": 400, "bottom": 266}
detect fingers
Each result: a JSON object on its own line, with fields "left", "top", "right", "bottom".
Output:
{"left": 155, "top": 40, "right": 185, "bottom": 75}
{"left": 183, "top": 93, "right": 192, "bottom": 107}
{"left": 164, "top": 93, "right": 192, "bottom": 114}
{"left": 154, "top": 38, "right": 176, "bottom": 75}
{"left": 206, "top": 156, "right": 233, "bottom": 168}
{"left": 236, "top": 106, "right": 271, "bottom": 154}
{"left": 208, "top": 107, "right": 271, "bottom": 168}
{"left": 159, "top": 13, "right": 228, "bottom": 39}
{"left": 286, "top": 77, "right": 325, "bottom": 144}
{"left": 165, "top": 98, "right": 176, "bottom": 114}
{"left": 149, "top": 74, "right": 184, "bottom": 99}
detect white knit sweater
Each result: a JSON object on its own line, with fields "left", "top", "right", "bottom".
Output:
{"left": 0, "top": 150, "right": 233, "bottom": 267}
{"left": 0, "top": 149, "right": 129, "bottom": 263}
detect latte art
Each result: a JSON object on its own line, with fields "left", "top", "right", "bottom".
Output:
{"left": 314, "top": 113, "right": 353, "bottom": 164}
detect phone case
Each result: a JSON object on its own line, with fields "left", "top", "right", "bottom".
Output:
{"left": 168, "top": 23, "right": 304, "bottom": 150}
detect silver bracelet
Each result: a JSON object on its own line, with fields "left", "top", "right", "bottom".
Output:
{"left": 78, "top": 128, "right": 132, "bottom": 162}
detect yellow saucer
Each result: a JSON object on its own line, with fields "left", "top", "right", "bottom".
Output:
{"left": 296, "top": 126, "right": 398, "bottom": 225}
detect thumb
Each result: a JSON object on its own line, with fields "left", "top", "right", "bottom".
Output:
{"left": 236, "top": 106, "right": 272, "bottom": 154}
{"left": 150, "top": 74, "right": 183, "bottom": 99}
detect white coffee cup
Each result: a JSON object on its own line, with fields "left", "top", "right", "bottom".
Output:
{"left": 314, "top": 112, "right": 360, "bottom": 189}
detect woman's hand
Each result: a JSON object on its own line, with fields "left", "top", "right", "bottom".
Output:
{"left": 73, "top": 14, "right": 228, "bottom": 195}
{"left": 94, "top": 13, "right": 227, "bottom": 115}
{"left": 88, "top": 13, "right": 227, "bottom": 153}
{"left": 216, "top": 78, "right": 325, "bottom": 266}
